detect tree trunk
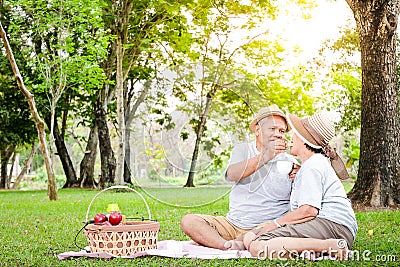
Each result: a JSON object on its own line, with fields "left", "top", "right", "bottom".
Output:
{"left": 12, "top": 143, "right": 37, "bottom": 189}
{"left": 185, "top": 130, "right": 202, "bottom": 187}
{"left": 347, "top": 0, "right": 400, "bottom": 208}
{"left": 0, "top": 145, "right": 15, "bottom": 189}
{"left": 115, "top": 36, "right": 125, "bottom": 185}
{"left": 123, "top": 80, "right": 151, "bottom": 184}
{"left": 49, "top": 119, "right": 78, "bottom": 188}
{"left": 124, "top": 126, "right": 132, "bottom": 184}
{"left": 96, "top": 98, "right": 116, "bottom": 188}
{"left": 78, "top": 123, "right": 99, "bottom": 188}
{"left": 184, "top": 92, "right": 215, "bottom": 187}
{"left": 0, "top": 22, "right": 58, "bottom": 200}
{"left": 6, "top": 152, "right": 16, "bottom": 189}
{"left": 0, "top": 156, "right": 7, "bottom": 189}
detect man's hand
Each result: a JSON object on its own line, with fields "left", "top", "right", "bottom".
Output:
{"left": 260, "top": 138, "right": 287, "bottom": 165}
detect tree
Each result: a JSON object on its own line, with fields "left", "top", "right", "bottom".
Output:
{"left": 0, "top": 4, "right": 38, "bottom": 189}
{"left": 5, "top": 0, "right": 109, "bottom": 189}
{"left": 0, "top": 21, "right": 58, "bottom": 200}
{"left": 78, "top": 123, "right": 99, "bottom": 188}
{"left": 95, "top": 0, "right": 194, "bottom": 187}
{"left": 168, "top": 1, "right": 316, "bottom": 187}
{"left": 241, "top": 38, "right": 316, "bottom": 115}
{"left": 164, "top": 0, "right": 274, "bottom": 187}
{"left": 0, "top": 52, "right": 37, "bottom": 189}
{"left": 346, "top": 0, "right": 400, "bottom": 207}
{"left": 12, "top": 143, "right": 37, "bottom": 189}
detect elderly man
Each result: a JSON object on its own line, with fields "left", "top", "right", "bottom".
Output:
{"left": 180, "top": 105, "right": 298, "bottom": 250}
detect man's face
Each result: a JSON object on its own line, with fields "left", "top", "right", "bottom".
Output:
{"left": 256, "top": 115, "right": 287, "bottom": 141}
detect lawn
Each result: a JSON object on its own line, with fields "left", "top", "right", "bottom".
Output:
{"left": 0, "top": 186, "right": 399, "bottom": 266}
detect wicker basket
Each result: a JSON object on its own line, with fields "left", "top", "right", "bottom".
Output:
{"left": 84, "top": 186, "right": 160, "bottom": 256}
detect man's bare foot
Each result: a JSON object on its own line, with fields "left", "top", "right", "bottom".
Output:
{"left": 223, "top": 240, "right": 245, "bottom": 250}
{"left": 327, "top": 239, "right": 349, "bottom": 260}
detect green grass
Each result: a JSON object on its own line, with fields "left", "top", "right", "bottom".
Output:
{"left": 0, "top": 187, "right": 399, "bottom": 266}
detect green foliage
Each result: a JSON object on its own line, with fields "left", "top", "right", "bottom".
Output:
{"left": 19, "top": 164, "right": 66, "bottom": 189}
{"left": 331, "top": 27, "right": 360, "bottom": 58}
{"left": 343, "top": 136, "right": 360, "bottom": 179}
{"left": 326, "top": 69, "right": 362, "bottom": 132}
{"left": 147, "top": 168, "right": 160, "bottom": 181}
{"left": 255, "top": 66, "right": 315, "bottom": 115}
{"left": 0, "top": 188, "right": 399, "bottom": 266}
{"left": 0, "top": 84, "right": 37, "bottom": 149}
{"left": 160, "top": 0, "right": 318, "bottom": 187}
{"left": 321, "top": 68, "right": 362, "bottom": 177}
{"left": 180, "top": 131, "right": 189, "bottom": 141}
{"left": 236, "top": 35, "right": 316, "bottom": 116}
{"left": 215, "top": 86, "right": 253, "bottom": 139}
{"left": 0, "top": 8, "right": 37, "bottom": 151}
{"left": 5, "top": 0, "right": 109, "bottom": 126}
{"left": 315, "top": 25, "right": 362, "bottom": 177}
{"left": 317, "top": 25, "right": 361, "bottom": 133}
{"left": 288, "top": 0, "right": 318, "bottom": 19}
{"left": 0, "top": 0, "right": 341, "bottom": 190}
{"left": 144, "top": 144, "right": 167, "bottom": 181}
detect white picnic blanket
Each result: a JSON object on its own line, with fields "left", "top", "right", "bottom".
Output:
{"left": 57, "top": 240, "right": 253, "bottom": 260}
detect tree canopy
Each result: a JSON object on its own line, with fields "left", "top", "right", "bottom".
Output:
{"left": 1, "top": 0, "right": 398, "bottom": 208}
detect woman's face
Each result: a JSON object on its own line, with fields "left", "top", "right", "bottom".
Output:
{"left": 289, "top": 133, "right": 301, "bottom": 156}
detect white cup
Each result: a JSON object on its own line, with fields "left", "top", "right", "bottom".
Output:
{"left": 276, "top": 161, "right": 293, "bottom": 175}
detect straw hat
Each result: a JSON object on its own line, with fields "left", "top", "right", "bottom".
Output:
{"left": 286, "top": 113, "right": 334, "bottom": 149}
{"left": 287, "top": 112, "right": 350, "bottom": 180}
{"left": 249, "top": 105, "right": 288, "bottom": 132}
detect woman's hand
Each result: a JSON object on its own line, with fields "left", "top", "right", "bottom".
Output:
{"left": 244, "top": 222, "right": 277, "bottom": 250}
{"left": 256, "top": 222, "right": 277, "bottom": 237}
{"left": 289, "top": 164, "right": 301, "bottom": 180}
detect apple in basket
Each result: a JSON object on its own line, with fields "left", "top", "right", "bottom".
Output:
{"left": 94, "top": 213, "right": 107, "bottom": 224}
{"left": 108, "top": 211, "right": 123, "bottom": 225}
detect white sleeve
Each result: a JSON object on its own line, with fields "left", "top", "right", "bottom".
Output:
{"left": 295, "top": 167, "right": 323, "bottom": 210}
{"left": 224, "top": 143, "right": 251, "bottom": 181}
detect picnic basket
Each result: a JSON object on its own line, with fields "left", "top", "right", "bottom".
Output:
{"left": 83, "top": 185, "right": 160, "bottom": 256}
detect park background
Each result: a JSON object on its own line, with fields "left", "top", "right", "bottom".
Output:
{"left": 0, "top": 0, "right": 399, "bottom": 265}
{"left": 1, "top": 0, "right": 361, "bottom": 192}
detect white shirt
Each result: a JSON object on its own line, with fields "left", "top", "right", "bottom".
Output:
{"left": 225, "top": 142, "right": 294, "bottom": 229}
{"left": 290, "top": 153, "right": 358, "bottom": 238}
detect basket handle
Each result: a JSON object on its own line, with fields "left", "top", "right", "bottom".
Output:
{"left": 85, "top": 185, "right": 152, "bottom": 222}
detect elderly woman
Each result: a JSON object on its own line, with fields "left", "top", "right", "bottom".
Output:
{"left": 243, "top": 112, "right": 358, "bottom": 260}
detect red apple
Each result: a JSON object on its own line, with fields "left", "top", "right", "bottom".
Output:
{"left": 108, "top": 211, "right": 122, "bottom": 225}
{"left": 94, "top": 213, "right": 107, "bottom": 224}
